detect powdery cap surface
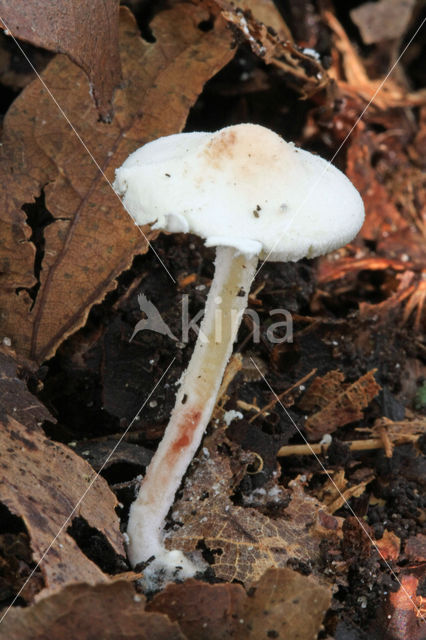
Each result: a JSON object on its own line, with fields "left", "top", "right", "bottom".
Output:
{"left": 114, "top": 124, "right": 364, "bottom": 261}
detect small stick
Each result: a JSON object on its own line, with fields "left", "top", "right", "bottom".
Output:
{"left": 277, "top": 434, "right": 420, "bottom": 457}
{"left": 249, "top": 368, "right": 317, "bottom": 423}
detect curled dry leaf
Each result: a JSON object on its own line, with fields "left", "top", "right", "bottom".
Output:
{"left": 0, "top": 581, "right": 186, "bottom": 640}
{"left": 0, "top": 3, "right": 235, "bottom": 364}
{"left": 166, "top": 431, "right": 326, "bottom": 585}
{"left": 0, "top": 0, "right": 122, "bottom": 121}
{"left": 227, "top": 0, "right": 293, "bottom": 41}
{"left": 147, "top": 579, "right": 246, "bottom": 640}
{"left": 0, "top": 352, "right": 124, "bottom": 600}
{"left": 216, "top": 0, "right": 329, "bottom": 97}
{"left": 299, "top": 369, "right": 381, "bottom": 441}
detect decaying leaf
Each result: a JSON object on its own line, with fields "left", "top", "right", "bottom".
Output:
{"left": 0, "top": 348, "right": 51, "bottom": 427}
{"left": 0, "top": 0, "right": 122, "bottom": 121}
{"left": 299, "top": 370, "right": 381, "bottom": 440}
{"left": 0, "top": 581, "right": 186, "bottom": 640}
{"left": 147, "top": 569, "right": 331, "bottom": 640}
{"left": 0, "top": 3, "right": 235, "bottom": 364}
{"left": 317, "top": 257, "right": 413, "bottom": 285}
{"left": 405, "top": 534, "right": 426, "bottom": 563}
{"left": 239, "top": 568, "right": 332, "bottom": 640}
{"left": 346, "top": 132, "right": 410, "bottom": 243}
{"left": 324, "top": 10, "right": 426, "bottom": 109}
{"left": 375, "top": 529, "right": 401, "bottom": 562}
{"left": 0, "top": 353, "right": 125, "bottom": 600}
{"left": 147, "top": 579, "right": 246, "bottom": 640}
{"left": 216, "top": 0, "right": 329, "bottom": 97}
{"left": 167, "top": 431, "right": 325, "bottom": 584}
{"left": 227, "top": 0, "right": 293, "bottom": 41}
{"left": 385, "top": 574, "right": 425, "bottom": 640}
{"left": 318, "top": 470, "right": 373, "bottom": 515}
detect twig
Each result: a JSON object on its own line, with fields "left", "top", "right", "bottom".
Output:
{"left": 249, "top": 368, "right": 317, "bottom": 423}
{"left": 277, "top": 434, "right": 420, "bottom": 457}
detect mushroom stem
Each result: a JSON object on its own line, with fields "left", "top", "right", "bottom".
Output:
{"left": 127, "top": 245, "right": 258, "bottom": 573}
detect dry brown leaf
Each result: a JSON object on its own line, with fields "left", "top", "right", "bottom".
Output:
{"left": 0, "top": 0, "right": 121, "bottom": 121}
{"left": 327, "top": 480, "right": 372, "bottom": 515}
{"left": 0, "top": 348, "right": 52, "bottom": 427}
{"left": 298, "top": 370, "right": 346, "bottom": 413}
{"left": 317, "top": 257, "right": 414, "bottom": 284}
{"left": 0, "top": 580, "right": 186, "bottom": 640}
{"left": 217, "top": 1, "right": 329, "bottom": 97}
{"left": 316, "top": 469, "right": 373, "bottom": 515}
{"left": 224, "top": 0, "right": 293, "bottom": 41}
{"left": 0, "top": 352, "right": 125, "bottom": 599}
{"left": 239, "top": 568, "right": 331, "bottom": 640}
{"left": 350, "top": 0, "right": 417, "bottom": 45}
{"left": 147, "top": 569, "right": 331, "bottom": 640}
{"left": 405, "top": 534, "right": 426, "bottom": 563}
{"left": 0, "top": 4, "right": 235, "bottom": 364}
{"left": 386, "top": 574, "right": 425, "bottom": 640}
{"left": 147, "top": 579, "right": 246, "bottom": 640}
{"left": 346, "top": 132, "right": 411, "bottom": 243}
{"left": 299, "top": 370, "right": 381, "bottom": 441}
{"left": 167, "top": 432, "right": 325, "bottom": 585}
{"left": 375, "top": 530, "right": 401, "bottom": 562}
{"left": 0, "top": 415, "right": 125, "bottom": 599}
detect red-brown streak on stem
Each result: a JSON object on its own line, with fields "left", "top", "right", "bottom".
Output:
{"left": 170, "top": 409, "right": 202, "bottom": 456}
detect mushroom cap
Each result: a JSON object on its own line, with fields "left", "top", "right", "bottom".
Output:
{"left": 114, "top": 124, "right": 364, "bottom": 261}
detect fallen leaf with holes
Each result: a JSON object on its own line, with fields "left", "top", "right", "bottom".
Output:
{"left": 238, "top": 568, "right": 332, "bottom": 640}
{"left": 217, "top": 0, "right": 328, "bottom": 97}
{"left": 0, "top": 0, "right": 121, "bottom": 121}
{"left": 299, "top": 370, "right": 381, "bottom": 441}
{"left": 0, "top": 581, "right": 186, "bottom": 640}
{"left": 0, "top": 354, "right": 125, "bottom": 600}
{"left": 167, "top": 431, "right": 325, "bottom": 585}
{"left": 0, "top": 3, "right": 235, "bottom": 363}
{"left": 147, "top": 579, "right": 246, "bottom": 640}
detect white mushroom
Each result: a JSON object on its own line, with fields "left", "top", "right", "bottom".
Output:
{"left": 114, "top": 123, "right": 364, "bottom": 589}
